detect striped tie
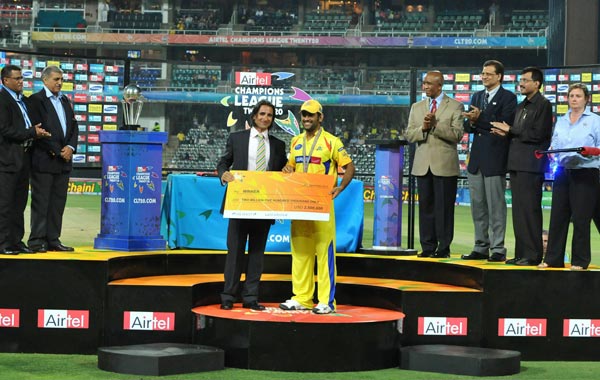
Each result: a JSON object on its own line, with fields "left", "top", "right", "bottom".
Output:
{"left": 256, "top": 134, "right": 266, "bottom": 171}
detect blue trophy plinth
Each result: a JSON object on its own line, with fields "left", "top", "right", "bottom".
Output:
{"left": 359, "top": 139, "right": 416, "bottom": 256}
{"left": 94, "top": 131, "right": 168, "bottom": 251}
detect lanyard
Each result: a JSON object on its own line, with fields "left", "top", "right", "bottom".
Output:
{"left": 302, "top": 128, "right": 322, "bottom": 173}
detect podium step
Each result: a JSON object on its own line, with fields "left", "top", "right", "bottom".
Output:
{"left": 98, "top": 343, "right": 224, "bottom": 376}
{"left": 400, "top": 344, "right": 521, "bottom": 376}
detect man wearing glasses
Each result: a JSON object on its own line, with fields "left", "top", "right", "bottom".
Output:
{"left": 461, "top": 60, "right": 516, "bottom": 263}
{"left": 490, "top": 67, "right": 553, "bottom": 266}
{"left": 0, "top": 65, "right": 50, "bottom": 255}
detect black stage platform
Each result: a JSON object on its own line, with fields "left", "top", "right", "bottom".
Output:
{"left": 0, "top": 248, "right": 599, "bottom": 371}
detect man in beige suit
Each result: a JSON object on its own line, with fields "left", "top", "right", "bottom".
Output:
{"left": 406, "top": 71, "right": 464, "bottom": 258}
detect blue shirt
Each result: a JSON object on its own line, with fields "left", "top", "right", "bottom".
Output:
{"left": 44, "top": 86, "right": 67, "bottom": 137}
{"left": 552, "top": 108, "right": 600, "bottom": 169}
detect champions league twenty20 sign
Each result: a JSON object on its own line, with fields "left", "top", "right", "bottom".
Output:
{"left": 221, "top": 71, "right": 314, "bottom": 136}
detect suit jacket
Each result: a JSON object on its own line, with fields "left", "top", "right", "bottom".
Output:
{"left": 0, "top": 88, "right": 37, "bottom": 173}
{"left": 28, "top": 90, "right": 79, "bottom": 174}
{"left": 464, "top": 86, "right": 517, "bottom": 177}
{"left": 406, "top": 94, "right": 465, "bottom": 177}
{"left": 217, "top": 128, "right": 288, "bottom": 214}
{"left": 507, "top": 91, "right": 553, "bottom": 173}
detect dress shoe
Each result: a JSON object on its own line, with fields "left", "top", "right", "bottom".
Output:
{"left": 461, "top": 251, "right": 488, "bottom": 260}
{"left": 48, "top": 243, "right": 74, "bottom": 252}
{"left": 487, "top": 253, "right": 506, "bottom": 262}
{"left": 431, "top": 251, "right": 450, "bottom": 258}
{"left": 0, "top": 248, "right": 19, "bottom": 255}
{"left": 515, "top": 258, "right": 540, "bottom": 266}
{"left": 9, "top": 243, "right": 35, "bottom": 254}
{"left": 29, "top": 244, "right": 47, "bottom": 253}
{"left": 242, "top": 301, "right": 266, "bottom": 311}
{"left": 505, "top": 258, "right": 519, "bottom": 265}
{"left": 220, "top": 300, "right": 233, "bottom": 310}
{"left": 417, "top": 251, "right": 434, "bottom": 258}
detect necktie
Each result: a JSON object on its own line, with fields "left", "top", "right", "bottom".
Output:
{"left": 483, "top": 93, "right": 489, "bottom": 111}
{"left": 16, "top": 98, "right": 32, "bottom": 128}
{"left": 256, "top": 134, "right": 266, "bottom": 171}
{"left": 430, "top": 99, "right": 437, "bottom": 113}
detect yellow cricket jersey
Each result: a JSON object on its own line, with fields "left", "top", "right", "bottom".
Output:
{"left": 288, "top": 128, "right": 352, "bottom": 175}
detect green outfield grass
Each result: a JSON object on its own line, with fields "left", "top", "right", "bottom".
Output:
{"left": 59, "top": 195, "right": 600, "bottom": 264}
{"left": 5, "top": 194, "right": 599, "bottom": 379}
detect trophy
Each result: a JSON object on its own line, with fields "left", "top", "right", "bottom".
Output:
{"left": 121, "top": 84, "right": 144, "bottom": 130}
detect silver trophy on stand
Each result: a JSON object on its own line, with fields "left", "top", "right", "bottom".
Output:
{"left": 121, "top": 84, "right": 144, "bottom": 130}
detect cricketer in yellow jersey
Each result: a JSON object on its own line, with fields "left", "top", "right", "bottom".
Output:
{"left": 279, "top": 99, "right": 355, "bottom": 314}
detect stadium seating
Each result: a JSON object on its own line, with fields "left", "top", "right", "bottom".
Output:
{"left": 303, "top": 11, "right": 351, "bottom": 33}
{"left": 171, "top": 65, "right": 220, "bottom": 89}
{"left": 504, "top": 10, "right": 548, "bottom": 34}
{"left": 432, "top": 10, "right": 484, "bottom": 31}
{"left": 244, "top": 7, "right": 297, "bottom": 32}
{"left": 374, "top": 9, "right": 427, "bottom": 34}
{"left": 111, "top": 12, "right": 161, "bottom": 31}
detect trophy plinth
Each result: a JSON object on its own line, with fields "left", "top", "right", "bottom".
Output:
{"left": 121, "top": 84, "right": 144, "bottom": 131}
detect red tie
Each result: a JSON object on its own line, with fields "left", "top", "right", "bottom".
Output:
{"left": 431, "top": 99, "right": 437, "bottom": 113}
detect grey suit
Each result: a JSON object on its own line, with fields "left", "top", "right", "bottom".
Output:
{"left": 406, "top": 94, "right": 464, "bottom": 255}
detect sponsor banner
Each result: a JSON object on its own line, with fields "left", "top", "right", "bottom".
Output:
{"left": 31, "top": 32, "right": 410, "bottom": 47}
{"left": 563, "top": 319, "right": 600, "bottom": 337}
{"left": 123, "top": 311, "right": 175, "bottom": 331}
{"left": 37, "top": 309, "right": 89, "bottom": 329}
{"left": 412, "top": 36, "right": 546, "bottom": 47}
{"left": 104, "top": 104, "right": 119, "bottom": 114}
{"left": 498, "top": 318, "right": 547, "bottom": 337}
{"left": 88, "top": 104, "right": 103, "bottom": 113}
{"left": 0, "top": 308, "right": 20, "bottom": 328}
{"left": 68, "top": 178, "right": 101, "bottom": 194}
{"left": 417, "top": 317, "right": 468, "bottom": 336}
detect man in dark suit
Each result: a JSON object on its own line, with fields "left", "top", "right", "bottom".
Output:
{"left": 461, "top": 60, "right": 516, "bottom": 262}
{"left": 406, "top": 71, "right": 465, "bottom": 258}
{"left": 216, "top": 100, "right": 287, "bottom": 311}
{"left": 0, "top": 64, "right": 51, "bottom": 255}
{"left": 27, "top": 65, "right": 78, "bottom": 253}
{"left": 491, "top": 67, "right": 553, "bottom": 266}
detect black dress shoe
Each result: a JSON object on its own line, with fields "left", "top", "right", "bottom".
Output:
{"left": 417, "top": 251, "right": 434, "bottom": 258}
{"left": 48, "top": 243, "right": 74, "bottom": 252}
{"left": 431, "top": 251, "right": 450, "bottom": 258}
{"left": 220, "top": 300, "right": 233, "bottom": 310}
{"left": 29, "top": 244, "right": 47, "bottom": 253}
{"left": 0, "top": 248, "right": 19, "bottom": 255}
{"left": 10, "top": 243, "right": 35, "bottom": 254}
{"left": 505, "top": 258, "right": 519, "bottom": 265}
{"left": 461, "top": 251, "right": 488, "bottom": 260}
{"left": 488, "top": 253, "right": 506, "bottom": 262}
{"left": 515, "top": 258, "right": 540, "bottom": 266}
{"left": 242, "top": 301, "right": 266, "bottom": 311}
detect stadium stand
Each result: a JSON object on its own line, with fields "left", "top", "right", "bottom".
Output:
{"left": 174, "top": 8, "right": 221, "bottom": 31}
{"left": 433, "top": 10, "right": 484, "bottom": 32}
{"left": 504, "top": 10, "right": 548, "bottom": 34}
{"left": 171, "top": 65, "right": 220, "bottom": 89}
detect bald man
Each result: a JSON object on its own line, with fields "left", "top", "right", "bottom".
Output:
{"left": 406, "top": 71, "right": 465, "bottom": 258}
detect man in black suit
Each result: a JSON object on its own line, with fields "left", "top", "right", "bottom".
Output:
{"left": 0, "top": 65, "right": 50, "bottom": 255}
{"left": 491, "top": 67, "right": 553, "bottom": 266}
{"left": 461, "top": 60, "right": 516, "bottom": 262}
{"left": 27, "top": 65, "right": 78, "bottom": 253}
{"left": 216, "top": 100, "right": 287, "bottom": 311}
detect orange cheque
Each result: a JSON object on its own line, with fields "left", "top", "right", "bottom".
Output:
{"left": 223, "top": 171, "right": 336, "bottom": 221}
